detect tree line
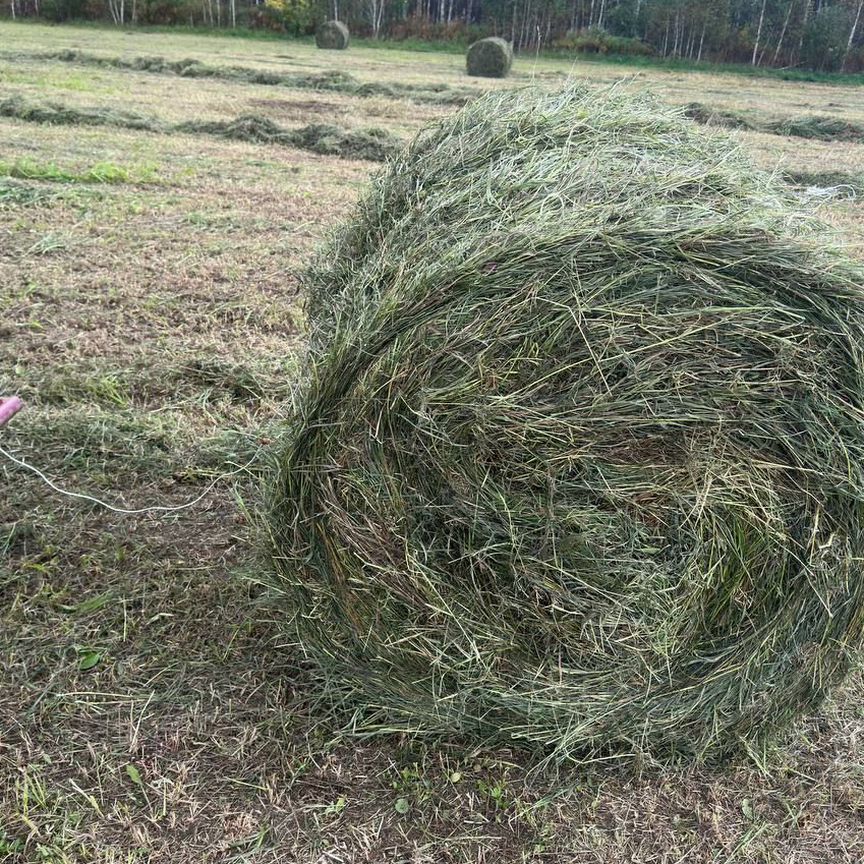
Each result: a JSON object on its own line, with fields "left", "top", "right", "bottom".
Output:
{"left": 5, "top": 0, "right": 863, "bottom": 71}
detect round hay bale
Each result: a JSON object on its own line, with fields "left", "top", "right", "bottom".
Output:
{"left": 316, "top": 20, "right": 350, "bottom": 50}
{"left": 466, "top": 36, "right": 512, "bottom": 77}
{"left": 269, "top": 86, "right": 864, "bottom": 763}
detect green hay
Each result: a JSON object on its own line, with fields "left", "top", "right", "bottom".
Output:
{"left": 782, "top": 170, "right": 864, "bottom": 195}
{"left": 20, "top": 49, "right": 471, "bottom": 107}
{"left": 682, "top": 102, "right": 756, "bottom": 130}
{"left": 177, "top": 116, "right": 402, "bottom": 161}
{"left": 766, "top": 115, "right": 864, "bottom": 142}
{"left": 0, "top": 179, "right": 64, "bottom": 207}
{"left": 685, "top": 101, "right": 864, "bottom": 143}
{"left": 0, "top": 97, "right": 402, "bottom": 163}
{"left": 0, "top": 158, "right": 150, "bottom": 185}
{"left": 316, "top": 20, "right": 350, "bottom": 50}
{"left": 466, "top": 37, "right": 513, "bottom": 78}
{"left": 0, "top": 97, "right": 159, "bottom": 131}
{"left": 176, "top": 114, "right": 289, "bottom": 143}
{"left": 268, "top": 85, "right": 864, "bottom": 765}
{"left": 287, "top": 123, "right": 402, "bottom": 161}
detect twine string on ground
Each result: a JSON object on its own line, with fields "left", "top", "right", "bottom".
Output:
{"left": 0, "top": 441, "right": 256, "bottom": 516}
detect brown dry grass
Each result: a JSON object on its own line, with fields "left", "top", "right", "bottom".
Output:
{"left": 2, "top": 20, "right": 864, "bottom": 864}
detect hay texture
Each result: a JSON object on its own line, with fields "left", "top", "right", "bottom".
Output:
{"left": 36, "top": 50, "right": 472, "bottom": 106}
{"left": 466, "top": 36, "right": 513, "bottom": 77}
{"left": 269, "top": 86, "right": 864, "bottom": 763}
{"left": 316, "top": 20, "right": 350, "bottom": 50}
{"left": 684, "top": 101, "right": 864, "bottom": 143}
{"left": 0, "top": 97, "right": 400, "bottom": 163}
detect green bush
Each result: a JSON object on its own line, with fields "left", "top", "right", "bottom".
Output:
{"left": 387, "top": 19, "right": 487, "bottom": 45}
{"left": 41, "top": 0, "right": 88, "bottom": 21}
{"left": 801, "top": 6, "right": 854, "bottom": 72}
{"left": 263, "top": 0, "right": 315, "bottom": 35}
{"left": 551, "top": 27, "right": 653, "bottom": 57}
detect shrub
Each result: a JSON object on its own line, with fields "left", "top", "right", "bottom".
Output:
{"left": 264, "top": 0, "right": 315, "bottom": 34}
{"left": 801, "top": 6, "right": 854, "bottom": 72}
{"left": 551, "top": 28, "right": 653, "bottom": 57}
{"left": 387, "top": 19, "right": 486, "bottom": 45}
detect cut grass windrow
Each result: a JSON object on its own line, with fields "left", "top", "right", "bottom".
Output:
{"left": 1, "top": 158, "right": 159, "bottom": 185}
{"left": 0, "top": 96, "right": 403, "bottom": 162}
{"left": 10, "top": 49, "right": 474, "bottom": 107}
{"left": 6, "top": 97, "right": 844, "bottom": 187}
{"left": 782, "top": 169, "right": 864, "bottom": 195}
{"left": 0, "top": 178, "right": 109, "bottom": 207}
{"left": 685, "top": 101, "right": 864, "bottom": 143}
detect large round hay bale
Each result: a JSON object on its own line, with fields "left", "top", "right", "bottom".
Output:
{"left": 269, "top": 86, "right": 864, "bottom": 763}
{"left": 466, "top": 36, "right": 512, "bottom": 77}
{"left": 316, "top": 20, "right": 349, "bottom": 50}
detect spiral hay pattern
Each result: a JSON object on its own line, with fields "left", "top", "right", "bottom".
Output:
{"left": 269, "top": 86, "right": 864, "bottom": 763}
{"left": 316, "top": 20, "right": 350, "bottom": 50}
{"left": 466, "top": 36, "right": 513, "bottom": 78}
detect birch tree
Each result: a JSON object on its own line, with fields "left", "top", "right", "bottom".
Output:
{"left": 843, "top": 0, "right": 863, "bottom": 68}
{"left": 752, "top": 0, "right": 768, "bottom": 63}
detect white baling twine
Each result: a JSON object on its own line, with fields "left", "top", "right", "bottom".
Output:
{"left": 0, "top": 397, "right": 255, "bottom": 516}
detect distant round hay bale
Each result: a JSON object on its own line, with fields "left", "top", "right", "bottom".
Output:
{"left": 269, "top": 85, "right": 864, "bottom": 764}
{"left": 316, "top": 20, "right": 350, "bottom": 50}
{"left": 466, "top": 36, "right": 512, "bottom": 77}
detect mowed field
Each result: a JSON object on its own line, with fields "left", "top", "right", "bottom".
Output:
{"left": 2, "top": 21, "right": 864, "bottom": 863}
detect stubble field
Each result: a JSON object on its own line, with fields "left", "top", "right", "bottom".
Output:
{"left": 2, "top": 21, "right": 864, "bottom": 863}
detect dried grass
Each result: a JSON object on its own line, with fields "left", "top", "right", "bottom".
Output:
{"left": 0, "top": 97, "right": 402, "bottom": 162}
{"left": 685, "top": 101, "right": 864, "bottom": 142}
{"left": 268, "top": 85, "right": 864, "bottom": 765}
{"left": 316, "top": 20, "right": 350, "bottom": 50}
{"left": 466, "top": 37, "right": 513, "bottom": 78}
{"left": 31, "top": 49, "right": 471, "bottom": 107}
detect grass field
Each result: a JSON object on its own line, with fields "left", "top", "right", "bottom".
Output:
{"left": 2, "top": 21, "right": 864, "bottom": 863}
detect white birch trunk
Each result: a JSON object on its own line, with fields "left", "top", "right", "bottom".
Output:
{"left": 752, "top": 0, "right": 767, "bottom": 65}
{"left": 843, "top": 0, "right": 863, "bottom": 70}
{"left": 772, "top": 0, "right": 795, "bottom": 65}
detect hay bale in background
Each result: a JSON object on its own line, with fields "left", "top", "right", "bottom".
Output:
{"left": 315, "top": 20, "right": 350, "bottom": 50}
{"left": 466, "top": 36, "right": 512, "bottom": 77}
{"left": 269, "top": 85, "right": 864, "bottom": 764}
